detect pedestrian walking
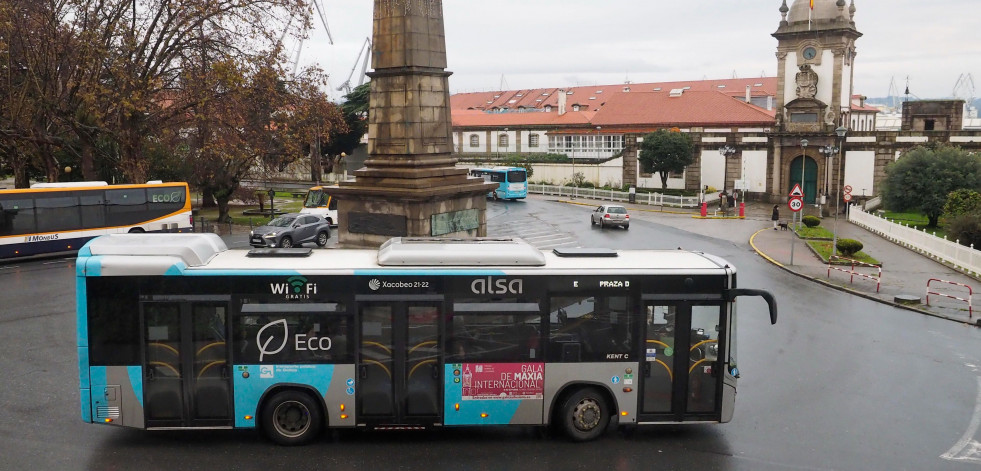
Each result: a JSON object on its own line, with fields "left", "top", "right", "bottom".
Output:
{"left": 771, "top": 205, "right": 780, "bottom": 230}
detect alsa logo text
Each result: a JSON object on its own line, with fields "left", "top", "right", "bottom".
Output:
{"left": 470, "top": 277, "right": 523, "bottom": 295}
{"left": 270, "top": 276, "right": 317, "bottom": 299}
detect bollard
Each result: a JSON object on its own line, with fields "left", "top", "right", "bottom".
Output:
{"left": 739, "top": 202, "right": 745, "bottom": 218}
{"left": 700, "top": 202, "right": 707, "bottom": 217}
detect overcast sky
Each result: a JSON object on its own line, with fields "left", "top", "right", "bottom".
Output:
{"left": 303, "top": 1, "right": 980, "bottom": 103}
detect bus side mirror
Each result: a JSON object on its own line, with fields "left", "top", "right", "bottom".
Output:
{"left": 725, "top": 289, "right": 777, "bottom": 325}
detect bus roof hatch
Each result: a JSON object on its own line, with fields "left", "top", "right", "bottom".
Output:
{"left": 377, "top": 237, "right": 546, "bottom": 266}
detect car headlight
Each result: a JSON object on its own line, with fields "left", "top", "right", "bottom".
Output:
{"left": 263, "top": 232, "right": 277, "bottom": 238}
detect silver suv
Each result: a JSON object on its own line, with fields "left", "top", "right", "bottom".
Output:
{"left": 590, "top": 204, "right": 630, "bottom": 229}
{"left": 250, "top": 213, "right": 331, "bottom": 248}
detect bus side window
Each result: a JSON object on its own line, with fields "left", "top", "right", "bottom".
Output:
{"left": 328, "top": 196, "right": 337, "bottom": 210}
{"left": 548, "top": 295, "right": 634, "bottom": 362}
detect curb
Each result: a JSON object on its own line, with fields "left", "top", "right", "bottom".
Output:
{"left": 749, "top": 229, "right": 979, "bottom": 327}
{"left": 553, "top": 199, "right": 694, "bottom": 215}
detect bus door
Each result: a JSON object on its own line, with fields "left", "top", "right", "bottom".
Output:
{"left": 357, "top": 299, "right": 442, "bottom": 426}
{"left": 638, "top": 300, "right": 725, "bottom": 422}
{"left": 141, "top": 298, "right": 232, "bottom": 428}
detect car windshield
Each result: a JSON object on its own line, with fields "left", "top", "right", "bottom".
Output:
{"left": 267, "top": 216, "right": 296, "bottom": 227}
{"left": 607, "top": 207, "right": 627, "bottom": 214}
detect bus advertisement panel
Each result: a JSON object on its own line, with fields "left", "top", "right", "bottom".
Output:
{"left": 76, "top": 235, "right": 776, "bottom": 446}
{"left": 1, "top": 181, "right": 192, "bottom": 259}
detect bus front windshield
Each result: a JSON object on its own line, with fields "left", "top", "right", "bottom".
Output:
{"left": 304, "top": 190, "right": 324, "bottom": 208}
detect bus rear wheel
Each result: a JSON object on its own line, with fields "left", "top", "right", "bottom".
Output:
{"left": 559, "top": 387, "right": 610, "bottom": 442}
{"left": 261, "top": 390, "right": 323, "bottom": 446}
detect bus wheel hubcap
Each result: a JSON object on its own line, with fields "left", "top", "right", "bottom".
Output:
{"left": 274, "top": 401, "right": 310, "bottom": 437}
{"left": 573, "top": 398, "right": 601, "bottom": 431}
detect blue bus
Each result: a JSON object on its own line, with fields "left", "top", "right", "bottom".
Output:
{"left": 469, "top": 167, "right": 528, "bottom": 200}
{"left": 75, "top": 234, "right": 776, "bottom": 445}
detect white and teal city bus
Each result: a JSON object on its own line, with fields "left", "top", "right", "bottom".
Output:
{"left": 76, "top": 234, "right": 776, "bottom": 445}
{"left": 468, "top": 167, "right": 528, "bottom": 200}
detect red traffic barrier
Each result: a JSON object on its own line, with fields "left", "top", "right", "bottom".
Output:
{"left": 700, "top": 202, "right": 707, "bottom": 217}
{"left": 739, "top": 202, "right": 745, "bottom": 218}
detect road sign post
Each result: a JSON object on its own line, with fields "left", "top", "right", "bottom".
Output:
{"left": 789, "top": 188, "right": 804, "bottom": 266}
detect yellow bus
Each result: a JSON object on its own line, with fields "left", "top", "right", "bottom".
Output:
{"left": 300, "top": 185, "right": 338, "bottom": 226}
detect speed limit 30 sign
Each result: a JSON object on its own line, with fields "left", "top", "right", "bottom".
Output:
{"left": 788, "top": 197, "right": 804, "bottom": 212}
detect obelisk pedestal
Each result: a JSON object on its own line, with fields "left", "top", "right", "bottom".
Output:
{"left": 331, "top": 0, "right": 495, "bottom": 248}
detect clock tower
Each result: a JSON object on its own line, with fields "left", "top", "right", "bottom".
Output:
{"left": 773, "top": 0, "right": 861, "bottom": 133}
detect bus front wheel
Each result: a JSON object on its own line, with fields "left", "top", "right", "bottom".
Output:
{"left": 559, "top": 387, "right": 610, "bottom": 442}
{"left": 261, "top": 390, "right": 323, "bottom": 446}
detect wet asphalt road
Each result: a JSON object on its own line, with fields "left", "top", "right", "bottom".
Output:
{"left": 1, "top": 196, "right": 979, "bottom": 470}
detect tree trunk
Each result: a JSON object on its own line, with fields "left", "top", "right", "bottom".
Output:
{"left": 659, "top": 171, "right": 669, "bottom": 189}
{"left": 201, "top": 188, "right": 217, "bottom": 208}
{"left": 216, "top": 194, "right": 231, "bottom": 224}
{"left": 81, "top": 144, "right": 96, "bottom": 181}
{"left": 310, "top": 140, "right": 322, "bottom": 183}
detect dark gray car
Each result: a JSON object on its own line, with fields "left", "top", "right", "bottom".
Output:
{"left": 250, "top": 213, "right": 331, "bottom": 248}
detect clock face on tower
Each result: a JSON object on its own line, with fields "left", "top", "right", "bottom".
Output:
{"left": 802, "top": 46, "right": 817, "bottom": 60}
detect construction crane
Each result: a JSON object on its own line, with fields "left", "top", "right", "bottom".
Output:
{"left": 279, "top": 0, "right": 334, "bottom": 75}
{"left": 954, "top": 73, "right": 977, "bottom": 118}
{"left": 887, "top": 76, "right": 901, "bottom": 111}
{"left": 337, "top": 37, "right": 371, "bottom": 96}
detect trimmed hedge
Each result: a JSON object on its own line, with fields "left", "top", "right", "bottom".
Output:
{"left": 802, "top": 215, "right": 821, "bottom": 228}
{"left": 836, "top": 238, "right": 864, "bottom": 257}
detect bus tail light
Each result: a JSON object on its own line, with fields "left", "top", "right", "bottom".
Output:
{"left": 340, "top": 404, "right": 346, "bottom": 412}
{"left": 244, "top": 415, "right": 253, "bottom": 421}
{"left": 621, "top": 411, "right": 629, "bottom": 417}
{"left": 103, "top": 418, "right": 113, "bottom": 423}
{"left": 480, "top": 413, "right": 488, "bottom": 418}
{"left": 622, "top": 387, "right": 633, "bottom": 393}
{"left": 454, "top": 403, "right": 460, "bottom": 411}
{"left": 340, "top": 414, "right": 348, "bottom": 420}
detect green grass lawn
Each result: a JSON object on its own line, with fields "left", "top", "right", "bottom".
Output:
{"left": 194, "top": 192, "right": 305, "bottom": 226}
{"left": 795, "top": 225, "right": 835, "bottom": 239}
{"left": 805, "top": 240, "right": 881, "bottom": 265}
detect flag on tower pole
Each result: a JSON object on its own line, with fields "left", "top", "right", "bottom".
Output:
{"left": 809, "top": 0, "right": 813, "bottom": 30}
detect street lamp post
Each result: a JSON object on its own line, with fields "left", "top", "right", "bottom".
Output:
{"left": 790, "top": 139, "right": 808, "bottom": 266}
{"left": 571, "top": 132, "right": 577, "bottom": 199}
{"left": 832, "top": 126, "right": 848, "bottom": 256}
{"left": 798, "top": 139, "right": 808, "bottom": 229}
{"left": 719, "top": 145, "right": 736, "bottom": 214}
{"left": 499, "top": 127, "right": 508, "bottom": 160}
{"left": 819, "top": 142, "right": 839, "bottom": 211}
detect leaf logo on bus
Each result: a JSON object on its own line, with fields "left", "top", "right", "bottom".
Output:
{"left": 470, "top": 277, "right": 523, "bottom": 295}
{"left": 256, "top": 319, "right": 289, "bottom": 362}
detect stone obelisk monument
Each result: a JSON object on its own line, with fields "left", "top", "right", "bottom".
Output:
{"left": 331, "top": 0, "right": 496, "bottom": 248}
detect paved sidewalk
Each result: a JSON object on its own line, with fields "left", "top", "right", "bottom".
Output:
{"left": 555, "top": 196, "right": 981, "bottom": 327}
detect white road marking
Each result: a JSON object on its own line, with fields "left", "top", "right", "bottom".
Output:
{"left": 942, "top": 376, "right": 981, "bottom": 463}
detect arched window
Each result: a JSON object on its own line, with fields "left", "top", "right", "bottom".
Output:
{"left": 528, "top": 134, "right": 540, "bottom": 148}
{"left": 469, "top": 134, "right": 479, "bottom": 147}
{"left": 498, "top": 133, "right": 509, "bottom": 148}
